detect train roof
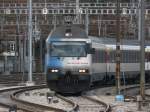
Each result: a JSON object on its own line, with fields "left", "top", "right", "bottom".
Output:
{"left": 47, "top": 25, "right": 88, "bottom": 42}
{"left": 89, "top": 36, "right": 150, "bottom": 46}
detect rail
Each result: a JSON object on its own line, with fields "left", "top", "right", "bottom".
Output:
{"left": 10, "top": 85, "right": 78, "bottom": 112}
{"left": 56, "top": 94, "right": 79, "bottom": 112}
{"left": 0, "top": 85, "right": 78, "bottom": 112}
{"left": 120, "top": 84, "right": 150, "bottom": 102}
{"left": 82, "top": 95, "right": 111, "bottom": 112}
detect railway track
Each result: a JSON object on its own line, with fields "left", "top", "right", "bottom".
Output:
{"left": 0, "top": 85, "right": 78, "bottom": 112}
{"left": 2, "top": 82, "right": 149, "bottom": 112}
{"left": 146, "top": 91, "right": 150, "bottom": 99}
{"left": 82, "top": 95, "right": 111, "bottom": 112}
{"left": 145, "top": 86, "right": 150, "bottom": 102}
{"left": 0, "top": 73, "right": 46, "bottom": 85}
{"left": 120, "top": 84, "right": 150, "bottom": 101}
{"left": 67, "top": 94, "right": 111, "bottom": 112}
{"left": 14, "top": 86, "right": 111, "bottom": 112}
{"left": 118, "top": 83, "right": 150, "bottom": 112}
{"left": 86, "top": 84, "right": 150, "bottom": 112}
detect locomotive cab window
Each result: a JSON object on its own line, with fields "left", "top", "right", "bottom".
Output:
{"left": 50, "top": 42, "right": 87, "bottom": 57}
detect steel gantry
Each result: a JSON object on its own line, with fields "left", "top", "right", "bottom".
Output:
{"left": 0, "top": 2, "right": 149, "bottom": 15}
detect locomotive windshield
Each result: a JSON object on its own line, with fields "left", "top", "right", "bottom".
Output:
{"left": 50, "top": 42, "right": 86, "bottom": 57}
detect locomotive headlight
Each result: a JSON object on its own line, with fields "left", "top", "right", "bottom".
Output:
{"left": 51, "top": 69, "right": 59, "bottom": 73}
{"left": 52, "top": 69, "right": 55, "bottom": 72}
{"left": 79, "top": 69, "right": 88, "bottom": 73}
{"left": 54, "top": 69, "right": 58, "bottom": 72}
{"left": 48, "top": 68, "right": 59, "bottom": 73}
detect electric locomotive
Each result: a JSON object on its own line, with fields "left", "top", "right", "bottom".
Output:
{"left": 45, "top": 24, "right": 94, "bottom": 93}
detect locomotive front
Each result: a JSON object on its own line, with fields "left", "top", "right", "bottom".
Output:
{"left": 45, "top": 25, "right": 93, "bottom": 93}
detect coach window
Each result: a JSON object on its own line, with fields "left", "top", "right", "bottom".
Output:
{"left": 95, "top": 50, "right": 98, "bottom": 62}
{"left": 97, "top": 50, "right": 103, "bottom": 63}
{"left": 146, "top": 52, "right": 150, "bottom": 62}
{"left": 98, "top": 50, "right": 102, "bottom": 62}
{"left": 124, "top": 50, "right": 128, "bottom": 63}
{"left": 102, "top": 50, "right": 105, "bottom": 63}
{"left": 97, "top": 50, "right": 100, "bottom": 62}
{"left": 130, "top": 50, "right": 136, "bottom": 63}
{"left": 129, "top": 51, "right": 132, "bottom": 63}
{"left": 122, "top": 50, "right": 126, "bottom": 63}
{"left": 93, "top": 50, "right": 96, "bottom": 62}
{"left": 135, "top": 51, "right": 138, "bottom": 62}
{"left": 121, "top": 51, "right": 123, "bottom": 63}
{"left": 129, "top": 50, "right": 133, "bottom": 63}
{"left": 100, "top": 50, "right": 103, "bottom": 63}
{"left": 92, "top": 49, "right": 97, "bottom": 63}
{"left": 131, "top": 51, "right": 135, "bottom": 63}
{"left": 110, "top": 51, "right": 115, "bottom": 63}
{"left": 121, "top": 51, "right": 124, "bottom": 63}
{"left": 134, "top": 51, "right": 138, "bottom": 63}
{"left": 110, "top": 51, "right": 112, "bottom": 62}
{"left": 97, "top": 50, "right": 99, "bottom": 62}
{"left": 109, "top": 51, "right": 112, "bottom": 62}
{"left": 103, "top": 50, "right": 105, "bottom": 63}
{"left": 96, "top": 50, "right": 99, "bottom": 62}
{"left": 123, "top": 51, "right": 126, "bottom": 63}
{"left": 128, "top": 50, "right": 131, "bottom": 63}
{"left": 134, "top": 51, "right": 137, "bottom": 62}
{"left": 136, "top": 51, "right": 138, "bottom": 62}
{"left": 148, "top": 52, "right": 150, "bottom": 61}
{"left": 134, "top": 51, "right": 137, "bottom": 63}
{"left": 127, "top": 51, "right": 131, "bottom": 63}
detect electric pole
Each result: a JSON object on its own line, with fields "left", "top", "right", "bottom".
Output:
{"left": 116, "top": 0, "right": 121, "bottom": 95}
{"left": 76, "top": 0, "right": 80, "bottom": 24}
{"left": 28, "top": 0, "right": 33, "bottom": 85}
{"left": 139, "top": 0, "right": 145, "bottom": 99}
{"left": 85, "top": 8, "right": 89, "bottom": 35}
